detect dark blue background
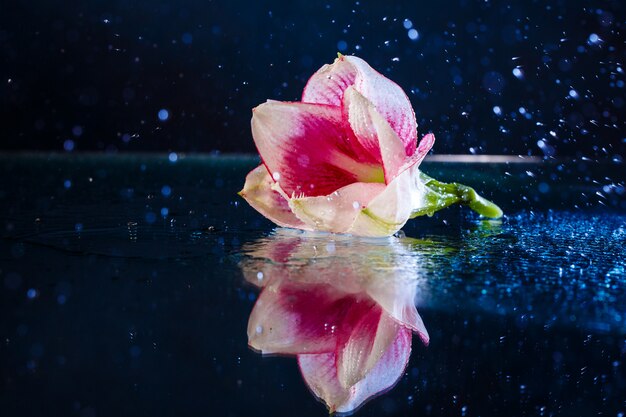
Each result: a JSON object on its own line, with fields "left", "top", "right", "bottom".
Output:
{"left": 2, "top": 0, "right": 625, "bottom": 158}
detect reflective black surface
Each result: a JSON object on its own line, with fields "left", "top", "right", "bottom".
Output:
{"left": 1, "top": 154, "right": 625, "bottom": 416}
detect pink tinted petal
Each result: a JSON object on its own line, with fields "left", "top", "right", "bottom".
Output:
{"left": 346, "top": 169, "right": 416, "bottom": 237}
{"left": 341, "top": 87, "right": 387, "bottom": 168}
{"left": 370, "top": 102, "right": 408, "bottom": 183}
{"left": 395, "top": 133, "right": 435, "bottom": 178}
{"left": 343, "top": 88, "right": 430, "bottom": 184}
{"left": 303, "top": 55, "right": 417, "bottom": 155}
{"left": 247, "top": 282, "right": 359, "bottom": 355}
{"left": 366, "top": 279, "right": 430, "bottom": 345}
{"left": 252, "top": 101, "right": 379, "bottom": 197}
{"left": 337, "top": 310, "right": 400, "bottom": 388}
{"left": 239, "top": 165, "right": 310, "bottom": 230}
{"left": 298, "top": 326, "right": 412, "bottom": 414}
{"left": 288, "top": 181, "right": 386, "bottom": 234}
{"left": 346, "top": 56, "right": 418, "bottom": 156}
{"left": 298, "top": 352, "right": 350, "bottom": 412}
{"left": 301, "top": 57, "right": 357, "bottom": 106}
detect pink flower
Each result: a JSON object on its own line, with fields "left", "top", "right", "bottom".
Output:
{"left": 241, "top": 230, "right": 429, "bottom": 413}
{"left": 240, "top": 55, "right": 502, "bottom": 237}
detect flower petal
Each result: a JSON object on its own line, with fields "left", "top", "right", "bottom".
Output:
{"left": 288, "top": 181, "right": 386, "bottom": 234}
{"left": 337, "top": 309, "right": 400, "bottom": 388}
{"left": 302, "top": 55, "right": 418, "bottom": 155}
{"left": 395, "top": 132, "right": 435, "bottom": 179}
{"left": 252, "top": 101, "right": 382, "bottom": 197}
{"left": 247, "top": 281, "right": 367, "bottom": 355}
{"left": 298, "top": 326, "right": 412, "bottom": 414}
{"left": 288, "top": 165, "right": 425, "bottom": 237}
{"left": 365, "top": 278, "right": 430, "bottom": 345}
{"left": 345, "top": 168, "right": 417, "bottom": 237}
{"left": 239, "top": 165, "right": 310, "bottom": 230}
{"left": 343, "top": 87, "right": 410, "bottom": 184}
{"left": 301, "top": 56, "right": 357, "bottom": 106}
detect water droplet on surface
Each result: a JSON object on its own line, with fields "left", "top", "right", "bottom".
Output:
{"left": 158, "top": 109, "right": 169, "bottom": 121}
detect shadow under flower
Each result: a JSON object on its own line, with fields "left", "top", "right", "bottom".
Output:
{"left": 239, "top": 229, "right": 435, "bottom": 414}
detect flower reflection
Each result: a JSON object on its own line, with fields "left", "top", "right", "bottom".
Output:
{"left": 240, "top": 229, "right": 430, "bottom": 414}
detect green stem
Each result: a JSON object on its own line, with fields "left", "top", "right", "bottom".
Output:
{"left": 411, "top": 172, "right": 503, "bottom": 219}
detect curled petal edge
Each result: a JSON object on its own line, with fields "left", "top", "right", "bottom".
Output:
{"left": 239, "top": 165, "right": 311, "bottom": 230}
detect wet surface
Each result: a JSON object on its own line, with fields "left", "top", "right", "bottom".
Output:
{"left": 1, "top": 154, "right": 625, "bottom": 416}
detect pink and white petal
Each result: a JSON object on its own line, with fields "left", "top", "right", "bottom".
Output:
{"left": 247, "top": 282, "right": 356, "bottom": 355}
{"left": 301, "top": 57, "right": 357, "bottom": 106}
{"left": 337, "top": 309, "right": 400, "bottom": 388}
{"left": 302, "top": 55, "right": 418, "bottom": 155}
{"left": 252, "top": 101, "right": 379, "bottom": 197}
{"left": 366, "top": 93, "right": 413, "bottom": 183}
{"left": 346, "top": 168, "right": 416, "bottom": 237}
{"left": 341, "top": 87, "right": 389, "bottom": 168}
{"left": 394, "top": 133, "right": 435, "bottom": 178}
{"left": 288, "top": 181, "right": 387, "bottom": 234}
{"left": 298, "top": 326, "right": 412, "bottom": 414}
{"left": 239, "top": 165, "right": 310, "bottom": 230}
{"left": 345, "top": 56, "right": 418, "bottom": 156}
{"left": 343, "top": 88, "right": 431, "bottom": 184}
{"left": 365, "top": 279, "right": 430, "bottom": 345}
{"left": 297, "top": 352, "right": 351, "bottom": 413}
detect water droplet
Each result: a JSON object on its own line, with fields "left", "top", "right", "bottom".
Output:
{"left": 158, "top": 109, "right": 169, "bottom": 121}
